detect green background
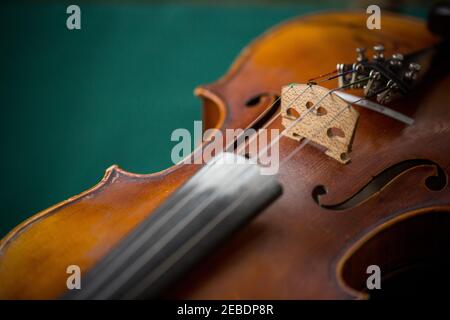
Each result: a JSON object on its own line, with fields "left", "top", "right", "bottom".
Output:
{"left": 0, "top": 1, "right": 427, "bottom": 237}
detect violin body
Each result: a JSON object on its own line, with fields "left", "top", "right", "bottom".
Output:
{"left": 1, "top": 12, "right": 449, "bottom": 299}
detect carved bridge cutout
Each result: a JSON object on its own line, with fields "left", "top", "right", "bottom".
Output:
{"left": 312, "top": 159, "right": 447, "bottom": 211}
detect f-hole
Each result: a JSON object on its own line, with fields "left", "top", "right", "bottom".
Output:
{"left": 243, "top": 93, "right": 280, "bottom": 131}
{"left": 245, "top": 93, "right": 279, "bottom": 108}
{"left": 312, "top": 159, "right": 447, "bottom": 210}
{"left": 225, "top": 93, "right": 280, "bottom": 153}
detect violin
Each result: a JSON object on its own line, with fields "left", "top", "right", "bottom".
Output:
{"left": 1, "top": 7, "right": 449, "bottom": 299}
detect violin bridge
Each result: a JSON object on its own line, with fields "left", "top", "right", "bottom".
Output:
{"left": 281, "top": 84, "right": 359, "bottom": 164}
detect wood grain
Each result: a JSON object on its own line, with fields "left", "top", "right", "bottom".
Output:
{"left": 0, "top": 12, "right": 448, "bottom": 299}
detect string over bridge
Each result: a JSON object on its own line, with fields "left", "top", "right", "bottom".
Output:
{"left": 281, "top": 84, "right": 359, "bottom": 164}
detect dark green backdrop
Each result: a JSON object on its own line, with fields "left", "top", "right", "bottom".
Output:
{"left": 0, "top": 2, "right": 426, "bottom": 237}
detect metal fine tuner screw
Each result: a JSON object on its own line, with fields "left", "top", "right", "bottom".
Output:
{"left": 373, "top": 44, "right": 385, "bottom": 61}
{"left": 390, "top": 53, "right": 404, "bottom": 68}
{"left": 356, "top": 47, "right": 367, "bottom": 62}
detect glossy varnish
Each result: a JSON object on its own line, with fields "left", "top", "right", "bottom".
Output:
{"left": 0, "top": 12, "right": 449, "bottom": 299}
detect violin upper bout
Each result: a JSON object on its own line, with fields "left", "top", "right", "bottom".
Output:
{"left": 193, "top": 11, "right": 438, "bottom": 139}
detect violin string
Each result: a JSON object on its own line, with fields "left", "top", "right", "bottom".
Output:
{"left": 180, "top": 87, "right": 292, "bottom": 165}
{"left": 128, "top": 168, "right": 270, "bottom": 298}
{"left": 96, "top": 162, "right": 256, "bottom": 299}
{"left": 307, "top": 69, "right": 338, "bottom": 82}
{"left": 280, "top": 82, "right": 388, "bottom": 167}
{"left": 182, "top": 85, "right": 299, "bottom": 165}
{"left": 136, "top": 45, "right": 433, "bottom": 295}
{"left": 248, "top": 76, "right": 370, "bottom": 164}
{"left": 90, "top": 84, "right": 316, "bottom": 297}
{"left": 186, "top": 68, "right": 355, "bottom": 164}
{"left": 234, "top": 84, "right": 312, "bottom": 156}
{"left": 234, "top": 69, "right": 357, "bottom": 157}
{"left": 314, "top": 68, "right": 357, "bottom": 84}
{"left": 228, "top": 67, "right": 347, "bottom": 158}
{"left": 122, "top": 166, "right": 259, "bottom": 298}
{"left": 90, "top": 71, "right": 366, "bottom": 297}
{"left": 307, "top": 69, "right": 357, "bottom": 84}
{"left": 125, "top": 82, "right": 368, "bottom": 296}
{"left": 130, "top": 83, "right": 368, "bottom": 297}
{"left": 280, "top": 97, "right": 364, "bottom": 165}
{"left": 91, "top": 74, "right": 346, "bottom": 297}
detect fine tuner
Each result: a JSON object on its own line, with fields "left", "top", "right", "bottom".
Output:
{"left": 337, "top": 45, "right": 422, "bottom": 104}
{"left": 280, "top": 45, "right": 422, "bottom": 165}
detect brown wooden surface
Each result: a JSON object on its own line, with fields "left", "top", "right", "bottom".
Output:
{"left": 0, "top": 12, "right": 449, "bottom": 299}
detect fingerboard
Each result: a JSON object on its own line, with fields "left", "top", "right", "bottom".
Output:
{"left": 62, "top": 153, "right": 282, "bottom": 299}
